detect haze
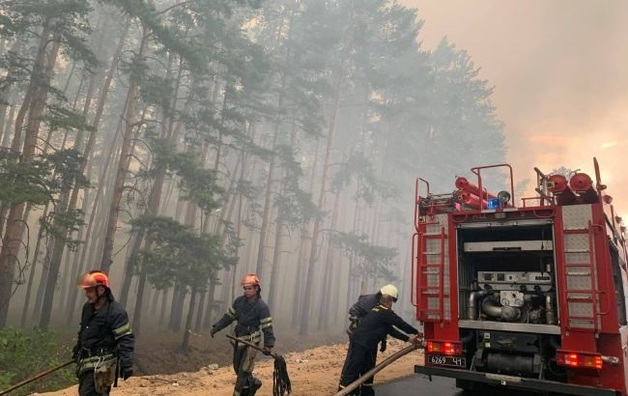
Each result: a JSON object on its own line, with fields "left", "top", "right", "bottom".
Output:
{"left": 404, "top": 0, "right": 628, "bottom": 213}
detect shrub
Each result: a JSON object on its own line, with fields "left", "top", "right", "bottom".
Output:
{"left": 0, "top": 327, "right": 75, "bottom": 395}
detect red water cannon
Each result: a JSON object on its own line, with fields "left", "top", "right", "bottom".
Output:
{"left": 546, "top": 174, "right": 578, "bottom": 206}
{"left": 569, "top": 172, "right": 599, "bottom": 204}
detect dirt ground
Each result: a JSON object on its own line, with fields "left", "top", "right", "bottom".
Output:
{"left": 35, "top": 339, "right": 424, "bottom": 396}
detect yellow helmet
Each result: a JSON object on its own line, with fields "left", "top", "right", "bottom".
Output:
{"left": 380, "top": 284, "right": 398, "bottom": 302}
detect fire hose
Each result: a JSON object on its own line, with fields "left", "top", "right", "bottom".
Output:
{"left": 226, "top": 334, "right": 292, "bottom": 396}
{"left": 0, "top": 360, "right": 74, "bottom": 396}
{"left": 333, "top": 342, "right": 424, "bottom": 396}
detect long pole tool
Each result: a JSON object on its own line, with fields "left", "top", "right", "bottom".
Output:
{"left": 226, "top": 334, "right": 292, "bottom": 395}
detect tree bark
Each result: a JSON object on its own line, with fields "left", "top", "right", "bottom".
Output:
{"left": 99, "top": 30, "right": 147, "bottom": 272}
{"left": 299, "top": 71, "right": 343, "bottom": 335}
{"left": 0, "top": 19, "right": 58, "bottom": 326}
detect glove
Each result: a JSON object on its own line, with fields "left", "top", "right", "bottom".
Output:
{"left": 121, "top": 366, "right": 133, "bottom": 381}
{"left": 262, "top": 346, "right": 273, "bottom": 355}
{"left": 347, "top": 317, "right": 359, "bottom": 336}
{"left": 71, "top": 344, "right": 81, "bottom": 363}
{"left": 379, "top": 339, "right": 387, "bottom": 353}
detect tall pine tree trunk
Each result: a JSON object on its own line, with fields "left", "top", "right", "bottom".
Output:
{"left": 299, "top": 71, "right": 343, "bottom": 335}
{"left": 99, "top": 31, "right": 147, "bottom": 272}
{"left": 0, "top": 20, "right": 58, "bottom": 326}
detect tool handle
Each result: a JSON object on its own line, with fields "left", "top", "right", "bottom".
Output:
{"left": 225, "top": 334, "right": 280, "bottom": 359}
{"left": 0, "top": 360, "right": 74, "bottom": 395}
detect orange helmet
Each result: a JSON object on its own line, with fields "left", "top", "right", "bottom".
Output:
{"left": 77, "top": 270, "right": 110, "bottom": 289}
{"left": 241, "top": 273, "right": 260, "bottom": 287}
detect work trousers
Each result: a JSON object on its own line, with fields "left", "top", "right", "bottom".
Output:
{"left": 338, "top": 342, "right": 377, "bottom": 396}
{"left": 79, "top": 370, "right": 110, "bottom": 396}
{"left": 232, "top": 343, "right": 260, "bottom": 396}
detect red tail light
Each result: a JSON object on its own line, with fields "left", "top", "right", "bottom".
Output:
{"left": 426, "top": 340, "right": 462, "bottom": 356}
{"left": 555, "top": 350, "right": 603, "bottom": 370}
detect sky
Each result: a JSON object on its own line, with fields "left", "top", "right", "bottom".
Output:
{"left": 399, "top": 0, "right": 628, "bottom": 214}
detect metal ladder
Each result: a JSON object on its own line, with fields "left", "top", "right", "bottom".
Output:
{"left": 561, "top": 224, "right": 599, "bottom": 332}
{"left": 416, "top": 224, "right": 447, "bottom": 322}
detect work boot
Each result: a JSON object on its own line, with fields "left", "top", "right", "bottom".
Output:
{"left": 247, "top": 377, "right": 262, "bottom": 396}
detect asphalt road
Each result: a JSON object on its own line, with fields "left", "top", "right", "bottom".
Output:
{"left": 374, "top": 374, "right": 536, "bottom": 396}
{"left": 374, "top": 375, "right": 464, "bottom": 395}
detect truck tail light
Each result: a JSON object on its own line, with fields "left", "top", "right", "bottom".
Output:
{"left": 426, "top": 340, "right": 462, "bottom": 356}
{"left": 555, "top": 351, "right": 603, "bottom": 370}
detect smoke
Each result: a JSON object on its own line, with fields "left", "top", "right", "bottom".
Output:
{"left": 400, "top": 0, "right": 628, "bottom": 212}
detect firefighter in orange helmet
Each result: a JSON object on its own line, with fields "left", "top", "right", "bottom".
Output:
{"left": 72, "top": 270, "right": 135, "bottom": 395}
{"left": 211, "top": 274, "right": 275, "bottom": 396}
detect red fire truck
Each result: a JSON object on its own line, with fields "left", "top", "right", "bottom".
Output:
{"left": 412, "top": 159, "right": 628, "bottom": 395}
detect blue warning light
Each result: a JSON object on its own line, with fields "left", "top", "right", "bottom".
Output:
{"left": 487, "top": 197, "right": 501, "bottom": 210}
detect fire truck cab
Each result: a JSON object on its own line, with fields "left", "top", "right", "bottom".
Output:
{"left": 412, "top": 159, "right": 628, "bottom": 395}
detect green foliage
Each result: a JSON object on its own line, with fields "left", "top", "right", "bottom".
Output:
{"left": 331, "top": 231, "right": 398, "bottom": 280}
{"left": 41, "top": 149, "right": 90, "bottom": 191}
{"left": 138, "top": 136, "right": 225, "bottom": 214}
{"left": 331, "top": 151, "right": 397, "bottom": 204}
{"left": 39, "top": 209, "right": 85, "bottom": 251}
{"left": 0, "top": 328, "right": 75, "bottom": 395}
{"left": 0, "top": 0, "right": 98, "bottom": 68}
{"left": 172, "top": 153, "right": 225, "bottom": 214}
{"left": 274, "top": 144, "right": 321, "bottom": 228}
{"left": 139, "top": 74, "right": 175, "bottom": 115}
{"left": 131, "top": 214, "right": 236, "bottom": 292}
{"left": 42, "top": 106, "right": 96, "bottom": 136}
{"left": 0, "top": 150, "right": 54, "bottom": 205}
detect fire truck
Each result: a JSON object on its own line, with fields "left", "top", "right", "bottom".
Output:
{"left": 412, "top": 159, "right": 628, "bottom": 395}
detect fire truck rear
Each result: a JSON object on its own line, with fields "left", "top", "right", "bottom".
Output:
{"left": 412, "top": 159, "right": 628, "bottom": 395}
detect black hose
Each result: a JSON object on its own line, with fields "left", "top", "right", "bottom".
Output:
{"left": 334, "top": 343, "right": 423, "bottom": 396}
{"left": 225, "top": 334, "right": 291, "bottom": 396}
{"left": 273, "top": 355, "right": 292, "bottom": 396}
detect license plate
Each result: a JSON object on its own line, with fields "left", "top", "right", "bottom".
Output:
{"left": 428, "top": 354, "right": 466, "bottom": 367}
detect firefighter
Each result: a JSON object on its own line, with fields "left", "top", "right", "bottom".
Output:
{"left": 347, "top": 284, "right": 398, "bottom": 353}
{"left": 211, "top": 273, "right": 275, "bottom": 396}
{"left": 338, "top": 293, "right": 421, "bottom": 396}
{"left": 343, "top": 284, "right": 399, "bottom": 391}
{"left": 72, "top": 270, "right": 135, "bottom": 396}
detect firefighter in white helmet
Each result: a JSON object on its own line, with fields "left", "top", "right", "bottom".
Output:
{"left": 339, "top": 292, "right": 420, "bottom": 395}
{"left": 343, "top": 284, "right": 399, "bottom": 392}
{"left": 347, "top": 284, "right": 398, "bottom": 336}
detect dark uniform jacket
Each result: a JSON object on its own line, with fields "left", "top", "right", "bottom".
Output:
{"left": 348, "top": 293, "right": 380, "bottom": 320}
{"left": 351, "top": 304, "right": 419, "bottom": 349}
{"left": 74, "top": 298, "right": 134, "bottom": 371}
{"left": 213, "top": 295, "right": 275, "bottom": 348}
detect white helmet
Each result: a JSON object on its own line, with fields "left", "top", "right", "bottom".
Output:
{"left": 380, "top": 284, "right": 398, "bottom": 302}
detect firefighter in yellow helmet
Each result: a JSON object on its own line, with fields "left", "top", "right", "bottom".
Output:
{"left": 211, "top": 274, "right": 275, "bottom": 396}
{"left": 347, "top": 284, "right": 399, "bottom": 335}
{"left": 342, "top": 284, "right": 399, "bottom": 393}
{"left": 339, "top": 292, "right": 420, "bottom": 396}
{"left": 72, "top": 270, "right": 135, "bottom": 395}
